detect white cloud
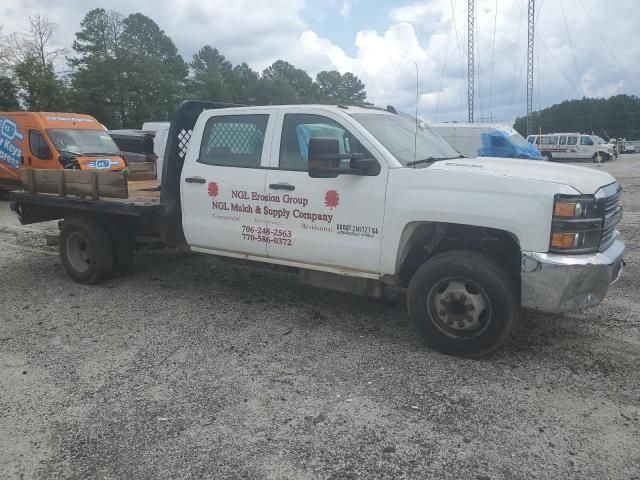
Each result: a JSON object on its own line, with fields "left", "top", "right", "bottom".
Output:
{"left": 340, "top": 2, "right": 351, "bottom": 18}
{"left": 1, "top": 0, "right": 639, "bottom": 122}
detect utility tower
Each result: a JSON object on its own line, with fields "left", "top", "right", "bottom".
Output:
{"left": 467, "top": 0, "right": 475, "bottom": 123}
{"left": 526, "top": 0, "right": 535, "bottom": 135}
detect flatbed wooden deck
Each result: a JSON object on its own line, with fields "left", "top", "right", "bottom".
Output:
{"left": 127, "top": 179, "right": 161, "bottom": 202}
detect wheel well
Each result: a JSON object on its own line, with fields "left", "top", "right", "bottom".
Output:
{"left": 397, "top": 222, "right": 521, "bottom": 287}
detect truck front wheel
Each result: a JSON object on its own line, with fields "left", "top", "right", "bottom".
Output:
{"left": 60, "top": 217, "right": 114, "bottom": 284}
{"left": 407, "top": 250, "right": 519, "bottom": 358}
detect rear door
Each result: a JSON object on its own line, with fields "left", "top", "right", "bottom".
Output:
{"left": 263, "top": 110, "right": 388, "bottom": 274}
{"left": 0, "top": 115, "right": 27, "bottom": 185}
{"left": 566, "top": 135, "right": 580, "bottom": 159}
{"left": 181, "top": 110, "right": 275, "bottom": 257}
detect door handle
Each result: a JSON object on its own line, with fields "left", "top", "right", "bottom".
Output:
{"left": 185, "top": 176, "right": 206, "bottom": 184}
{"left": 269, "top": 183, "right": 295, "bottom": 191}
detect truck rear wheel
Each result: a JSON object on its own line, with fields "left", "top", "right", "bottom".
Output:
{"left": 543, "top": 152, "right": 553, "bottom": 162}
{"left": 60, "top": 217, "right": 114, "bottom": 284}
{"left": 407, "top": 250, "right": 519, "bottom": 358}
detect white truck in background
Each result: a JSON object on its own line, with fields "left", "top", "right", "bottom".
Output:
{"left": 141, "top": 121, "right": 171, "bottom": 181}
{"left": 429, "top": 122, "right": 543, "bottom": 160}
{"left": 10, "top": 102, "right": 625, "bottom": 358}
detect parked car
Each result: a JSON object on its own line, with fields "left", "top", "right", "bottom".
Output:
{"left": 10, "top": 101, "right": 624, "bottom": 358}
{"left": 0, "top": 111, "right": 125, "bottom": 193}
{"left": 430, "top": 122, "right": 543, "bottom": 160}
{"left": 526, "top": 133, "right": 616, "bottom": 162}
{"left": 109, "top": 129, "right": 157, "bottom": 180}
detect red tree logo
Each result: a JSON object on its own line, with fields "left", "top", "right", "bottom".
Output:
{"left": 208, "top": 182, "right": 219, "bottom": 197}
{"left": 324, "top": 190, "right": 340, "bottom": 209}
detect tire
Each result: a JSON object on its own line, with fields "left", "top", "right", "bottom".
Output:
{"left": 543, "top": 152, "right": 553, "bottom": 162}
{"left": 59, "top": 217, "right": 114, "bottom": 284}
{"left": 592, "top": 153, "right": 605, "bottom": 163}
{"left": 407, "top": 250, "right": 519, "bottom": 358}
{"left": 104, "top": 219, "right": 134, "bottom": 278}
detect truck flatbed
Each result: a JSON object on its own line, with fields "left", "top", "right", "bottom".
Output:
{"left": 11, "top": 179, "right": 165, "bottom": 221}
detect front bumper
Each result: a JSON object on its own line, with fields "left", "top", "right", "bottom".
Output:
{"left": 521, "top": 236, "right": 625, "bottom": 313}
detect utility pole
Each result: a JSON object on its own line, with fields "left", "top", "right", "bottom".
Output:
{"left": 467, "top": 0, "right": 475, "bottom": 123}
{"left": 526, "top": 0, "right": 535, "bottom": 136}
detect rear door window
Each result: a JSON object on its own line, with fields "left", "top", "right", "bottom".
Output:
{"left": 199, "top": 115, "right": 268, "bottom": 168}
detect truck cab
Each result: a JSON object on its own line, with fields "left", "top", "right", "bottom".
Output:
{"left": 0, "top": 112, "right": 126, "bottom": 192}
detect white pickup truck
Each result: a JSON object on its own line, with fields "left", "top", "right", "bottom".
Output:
{"left": 10, "top": 101, "right": 625, "bottom": 357}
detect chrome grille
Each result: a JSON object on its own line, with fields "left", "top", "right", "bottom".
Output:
{"left": 597, "top": 183, "right": 622, "bottom": 252}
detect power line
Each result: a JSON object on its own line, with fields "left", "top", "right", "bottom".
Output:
{"left": 467, "top": 0, "right": 474, "bottom": 122}
{"left": 434, "top": 0, "right": 457, "bottom": 121}
{"left": 487, "top": 0, "right": 498, "bottom": 117}
{"left": 526, "top": 0, "right": 535, "bottom": 136}
{"left": 449, "top": 0, "right": 467, "bottom": 116}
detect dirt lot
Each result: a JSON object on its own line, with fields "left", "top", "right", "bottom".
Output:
{"left": 1, "top": 157, "right": 639, "bottom": 480}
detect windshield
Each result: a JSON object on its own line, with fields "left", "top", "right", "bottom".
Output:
{"left": 594, "top": 136, "right": 607, "bottom": 145}
{"left": 48, "top": 129, "right": 119, "bottom": 156}
{"left": 350, "top": 113, "right": 460, "bottom": 166}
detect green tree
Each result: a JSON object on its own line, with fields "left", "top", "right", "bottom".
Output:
{"left": 188, "top": 46, "right": 234, "bottom": 101}
{"left": 1, "top": 15, "right": 67, "bottom": 110}
{"left": 14, "top": 55, "right": 67, "bottom": 110}
{"left": 0, "top": 76, "right": 20, "bottom": 110}
{"left": 121, "top": 13, "right": 188, "bottom": 126}
{"left": 316, "top": 70, "right": 367, "bottom": 104}
{"left": 228, "top": 62, "right": 259, "bottom": 104}
{"left": 262, "top": 60, "right": 315, "bottom": 103}
{"left": 69, "top": 9, "right": 127, "bottom": 126}
{"left": 514, "top": 94, "right": 640, "bottom": 140}
{"left": 69, "top": 9, "right": 187, "bottom": 127}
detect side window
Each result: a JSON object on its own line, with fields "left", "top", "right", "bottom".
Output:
{"left": 567, "top": 136, "right": 578, "bottom": 146}
{"left": 29, "top": 130, "right": 52, "bottom": 160}
{"left": 198, "top": 114, "right": 268, "bottom": 168}
{"left": 541, "top": 136, "right": 558, "bottom": 145}
{"left": 559, "top": 136, "right": 567, "bottom": 145}
{"left": 279, "top": 113, "right": 372, "bottom": 171}
{"left": 580, "top": 136, "right": 594, "bottom": 146}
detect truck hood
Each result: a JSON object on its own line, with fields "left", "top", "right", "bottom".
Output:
{"left": 430, "top": 157, "right": 616, "bottom": 194}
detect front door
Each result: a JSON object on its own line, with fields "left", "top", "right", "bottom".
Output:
{"left": 181, "top": 111, "right": 275, "bottom": 257}
{"left": 264, "top": 111, "right": 388, "bottom": 274}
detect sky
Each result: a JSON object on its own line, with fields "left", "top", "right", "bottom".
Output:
{"left": 1, "top": 0, "right": 639, "bottom": 123}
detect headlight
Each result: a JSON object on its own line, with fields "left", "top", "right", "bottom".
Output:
{"left": 550, "top": 195, "right": 602, "bottom": 253}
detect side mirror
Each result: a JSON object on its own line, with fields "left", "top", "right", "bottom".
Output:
{"left": 308, "top": 137, "right": 378, "bottom": 178}
{"left": 308, "top": 137, "right": 341, "bottom": 178}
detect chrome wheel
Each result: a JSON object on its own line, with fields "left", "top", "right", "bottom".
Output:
{"left": 428, "top": 278, "right": 492, "bottom": 338}
{"left": 66, "top": 231, "right": 92, "bottom": 273}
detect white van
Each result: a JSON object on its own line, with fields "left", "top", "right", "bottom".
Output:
{"left": 430, "top": 122, "right": 543, "bottom": 160}
{"left": 141, "top": 121, "right": 170, "bottom": 181}
{"left": 526, "top": 133, "right": 616, "bottom": 162}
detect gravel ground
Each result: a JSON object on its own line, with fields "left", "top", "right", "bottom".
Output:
{"left": 1, "top": 156, "right": 639, "bottom": 480}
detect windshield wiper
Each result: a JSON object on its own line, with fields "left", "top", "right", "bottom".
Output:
{"left": 406, "top": 156, "right": 460, "bottom": 167}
